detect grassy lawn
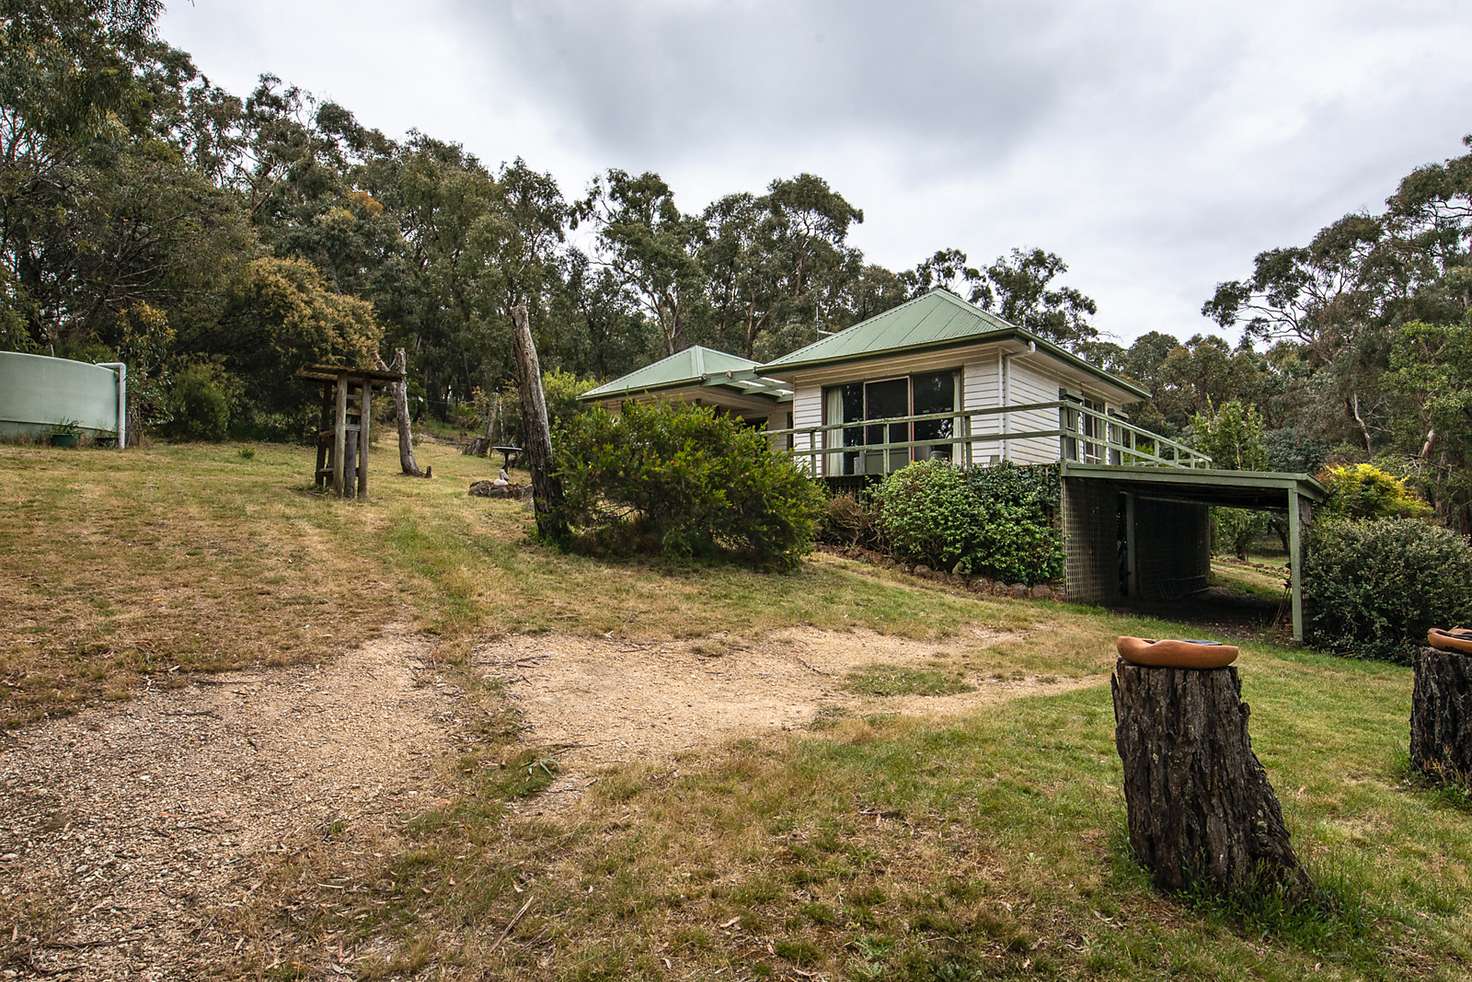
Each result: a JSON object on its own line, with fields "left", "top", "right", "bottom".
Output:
{"left": 3, "top": 439, "right": 1470, "bottom": 979}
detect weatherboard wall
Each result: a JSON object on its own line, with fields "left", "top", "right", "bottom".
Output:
{"left": 1004, "top": 359, "right": 1063, "bottom": 464}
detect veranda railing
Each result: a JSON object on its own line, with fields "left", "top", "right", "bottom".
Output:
{"left": 765, "top": 400, "right": 1211, "bottom": 475}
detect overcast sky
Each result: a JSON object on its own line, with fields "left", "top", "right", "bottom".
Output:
{"left": 160, "top": 0, "right": 1472, "bottom": 345}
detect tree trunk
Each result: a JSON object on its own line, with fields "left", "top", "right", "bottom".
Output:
{"left": 1348, "top": 392, "right": 1373, "bottom": 455}
{"left": 511, "top": 301, "right": 569, "bottom": 545}
{"left": 1111, "top": 660, "right": 1309, "bottom": 898}
{"left": 1411, "top": 648, "right": 1472, "bottom": 787}
{"left": 383, "top": 349, "right": 426, "bottom": 477}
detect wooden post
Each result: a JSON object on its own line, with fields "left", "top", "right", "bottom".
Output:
{"left": 1411, "top": 648, "right": 1472, "bottom": 787}
{"left": 314, "top": 385, "right": 330, "bottom": 488}
{"left": 510, "top": 301, "right": 569, "bottom": 544}
{"left": 1112, "top": 661, "right": 1309, "bottom": 898}
{"left": 1288, "top": 489, "right": 1304, "bottom": 642}
{"left": 332, "top": 374, "right": 348, "bottom": 497}
{"left": 358, "top": 379, "right": 371, "bottom": 499}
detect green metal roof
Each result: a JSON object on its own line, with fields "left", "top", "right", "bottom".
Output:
{"left": 757, "top": 288, "right": 1150, "bottom": 400}
{"left": 579, "top": 345, "right": 792, "bottom": 402}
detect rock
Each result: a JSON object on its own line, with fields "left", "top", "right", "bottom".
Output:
{"left": 468, "top": 480, "right": 530, "bottom": 500}
{"left": 1007, "top": 583, "right": 1028, "bottom": 598}
{"left": 1029, "top": 584, "right": 1053, "bottom": 599}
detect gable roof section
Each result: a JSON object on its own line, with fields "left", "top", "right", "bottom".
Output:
{"left": 757, "top": 288, "right": 1149, "bottom": 400}
{"left": 579, "top": 345, "right": 792, "bottom": 402}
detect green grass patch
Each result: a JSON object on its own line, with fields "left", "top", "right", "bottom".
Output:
{"left": 844, "top": 663, "right": 973, "bottom": 697}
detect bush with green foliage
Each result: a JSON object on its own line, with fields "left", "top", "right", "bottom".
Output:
{"left": 553, "top": 400, "right": 824, "bottom": 569}
{"left": 1303, "top": 517, "right": 1472, "bottom": 662}
{"left": 165, "top": 361, "right": 237, "bottom": 441}
{"left": 1213, "top": 508, "right": 1273, "bottom": 560}
{"left": 871, "top": 460, "right": 1063, "bottom": 584}
{"left": 1190, "top": 400, "right": 1267, "bottom": 471}
{"left": 1319, "top": 463, "right": 1432, "bottom": 519}
{"left": 473, "top": 371, "right": 597, "bottom": 443}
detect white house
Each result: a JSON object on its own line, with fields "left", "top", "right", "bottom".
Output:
{"left": 578, "top": 289, "right": 1325, "bottom": 638}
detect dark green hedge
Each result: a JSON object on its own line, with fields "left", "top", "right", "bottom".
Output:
{"left": 870, "top": 460, "right": 1063, "bottom": 585}
{"left": 1303, "top": 517, "right": 1472, "bottom": 662}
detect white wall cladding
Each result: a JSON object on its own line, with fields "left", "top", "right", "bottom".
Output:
{"left": 1005, "top": 359, "right": 1063, "bottom": 464}
{"left": 791, "top": 384, "right": 822, "bottom": 475}
{"left": 961, "top": 354, "right": 1002, "bottom": 463}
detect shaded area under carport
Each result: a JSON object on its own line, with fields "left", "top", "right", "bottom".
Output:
{"left": 1059, "top": 463, "right": 1326, "bottom": 641}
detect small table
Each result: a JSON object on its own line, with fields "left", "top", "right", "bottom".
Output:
{"left": 492, "top": 445, "right": 522, "bottom": 470}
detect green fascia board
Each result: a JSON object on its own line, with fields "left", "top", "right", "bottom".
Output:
{"left": 579, "top": 345, "right": 784, "bottom": 402}
{"left": 1061, "top": 462, "right": 1327, "bottom": 500}
{"left": 756, "top": 288, "right": 1150, "bottom": 400}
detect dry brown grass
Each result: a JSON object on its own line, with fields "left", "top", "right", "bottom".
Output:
{"left": 0, "top": 442, "right": 408, "bottom": 729}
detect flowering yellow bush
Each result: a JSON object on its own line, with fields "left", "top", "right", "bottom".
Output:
{"left": 1318, "top": 463, "right": 1431, "bottom": 519}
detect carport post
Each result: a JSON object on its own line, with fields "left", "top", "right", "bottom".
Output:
{"left": 1288, "top": 489, "right": 1303, "bottom": 642}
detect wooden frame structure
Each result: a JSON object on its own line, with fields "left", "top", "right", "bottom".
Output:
{"left": 298, "top": 364, "right": 402, "bottom": 499}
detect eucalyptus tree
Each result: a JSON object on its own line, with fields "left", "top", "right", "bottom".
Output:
{"left": 577, "top": 169, "right": 706, "bottom": 356}
{"left": 899, "top": 246, "right": 1100, "bottom": 351}
{"left": 0, "top": 0, "right": 252, "bottom": 354}
{"left": 702, "top": 174, "right": 865, "bottom": 359}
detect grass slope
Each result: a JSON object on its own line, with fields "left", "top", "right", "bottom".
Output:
{"left": 3, "top": 440, "right": 1470, "bottom": 979}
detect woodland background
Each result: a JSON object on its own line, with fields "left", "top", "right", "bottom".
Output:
{"left": 3, "top": 1, "right": 1468, "bottom": 530}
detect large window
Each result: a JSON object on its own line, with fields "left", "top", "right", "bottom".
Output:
{"left": 823, "top": 370, "right": 959, "bottom": 476}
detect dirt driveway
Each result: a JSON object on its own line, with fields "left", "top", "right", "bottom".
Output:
{"left": 0, "top": 627, "right": 459, "bottom": 980}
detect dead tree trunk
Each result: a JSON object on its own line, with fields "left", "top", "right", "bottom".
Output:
{"left": 510, "top": 301, "right": 569, "bottom": 545}
{"left": 381, "top": 349, "right": 427, "bottom": 478}
{"left": 1411, "top": 648, "right": 1472, "bottom": 787}
{"left": 1112, "top": 660, "right": 1309, "bottom": 898}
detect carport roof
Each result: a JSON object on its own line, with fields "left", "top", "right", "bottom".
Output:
{"left": 1060, "top": 463, "right": 1325, "bottom": 509}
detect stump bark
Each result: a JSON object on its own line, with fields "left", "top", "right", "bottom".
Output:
{"left": 1411, "top": 647, "right": 1472, "bottom": 787}
{"left": 388, "top": 349, "right": 426, "bottom": 477}
{"left": 510, "top": 301, "right": 568, "bottom": 544}
{"left": 1111, "top": 659, "right": 1309, "bottom": 897}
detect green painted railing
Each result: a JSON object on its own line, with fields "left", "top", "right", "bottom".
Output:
{"left": 766, "top": 400, "right": 1211, "bottom": 475}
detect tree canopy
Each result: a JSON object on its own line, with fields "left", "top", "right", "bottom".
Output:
{"left": 3, "top": 1, "right": 1468, "bottom": 532}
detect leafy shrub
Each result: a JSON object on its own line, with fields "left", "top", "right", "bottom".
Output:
{"left": 165, "top": 361, "right": 236, "bottom": 441}
{"left": 489, "top": 370, "right": 598, "bottom": 443}
{"left": 1190, "top": 400, "right": 1267, "bottom": 470}
{"left": 871, "top": 460, "right": 980, "bottom": 573}
{"left": 871, "top": 460, "right": 1063, "bottom": 585}
{"left": 1319, "top": 463, "right": 1432, "bottom": 519}
{"left": 1303, "top": 518, "right": 1472, "bottom": 662}
{"left": 553, "top": 400, "right": 824, "bottom": 569}
{"left": 817, "top": 493, "right": 879, "bottom": 549}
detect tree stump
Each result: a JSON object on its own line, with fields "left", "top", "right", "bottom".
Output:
{"left": 1411, "top": 647, "right": 1472, "bottom": 787}
{"left": 1111, "top": 660, "right": 1309, "bottom": 897}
